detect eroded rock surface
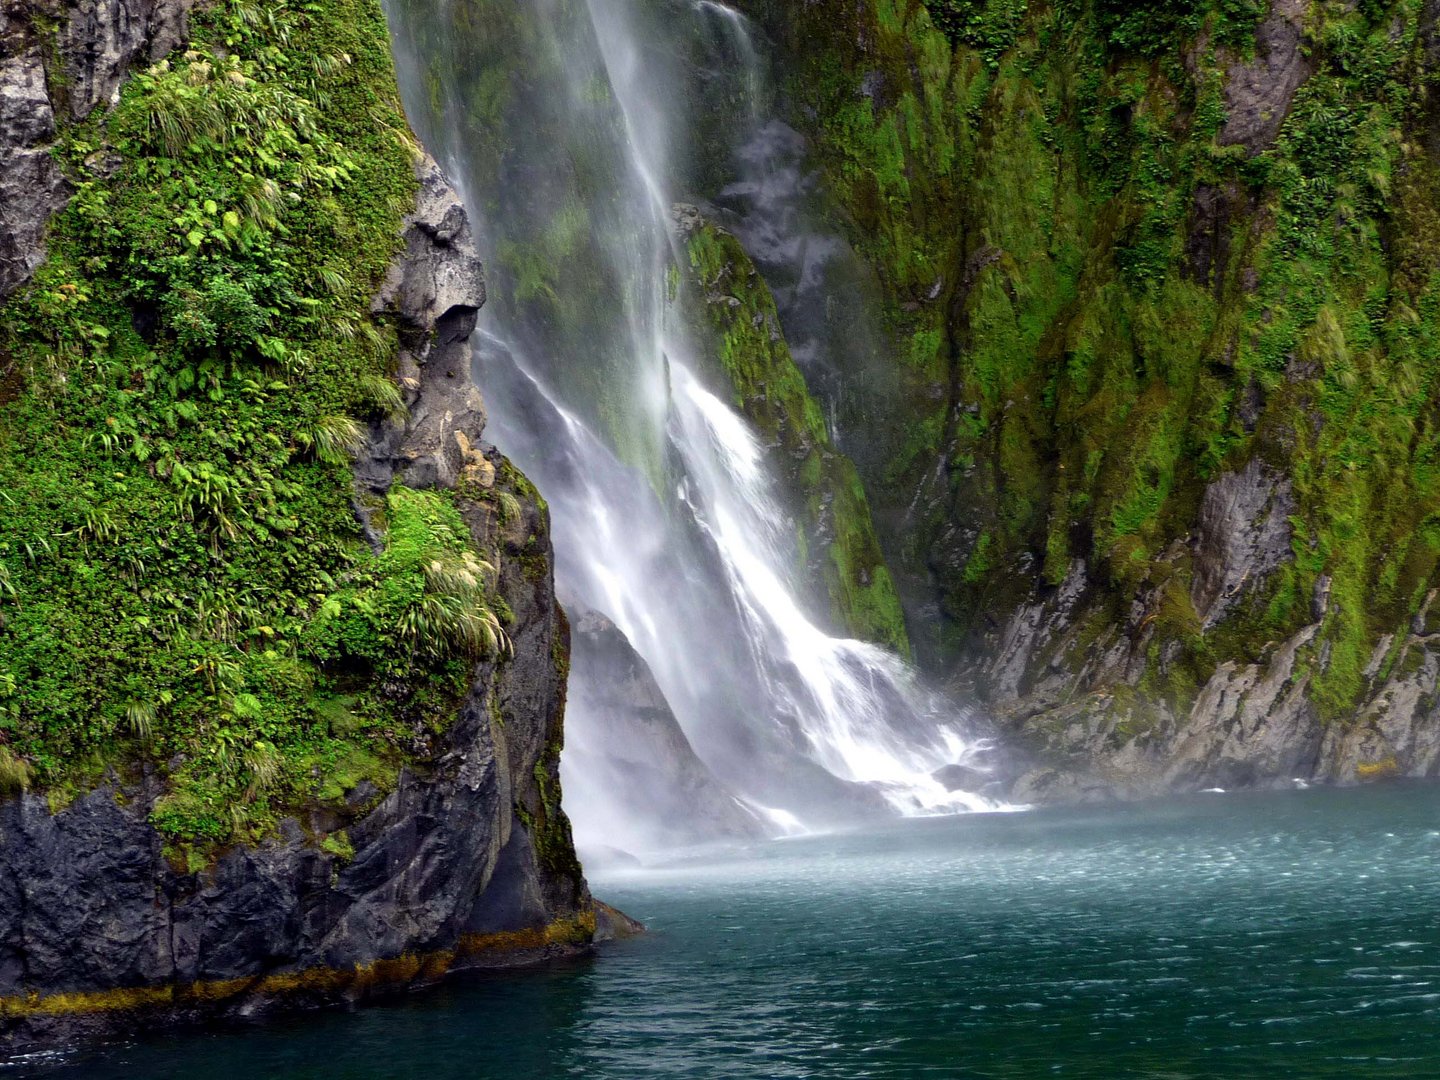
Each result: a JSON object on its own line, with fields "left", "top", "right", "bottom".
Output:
{"left": 564, "top": 609, "right": 764, "bottom": 851}
{"left": 1191, "top": 459, "right": 1295, "bottom": 628}
{"left": 0, "top": 47, "right": 66, "bottom": 296}
{"left": 1219, "top": 0, "right": 1313, "bottom": 153}
{"left": 362, "top": 153, "right": 490, "bottom": 493}
{"left": 0, "top": 0, "right": 196, "bottom": 298}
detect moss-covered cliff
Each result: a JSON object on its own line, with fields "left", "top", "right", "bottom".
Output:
{"left": 736, "top": 0, "right": 1440, "bottom": 793}
{"left": 678, "top": 210, "right": 910, "bottom": 651}
{"left": 0, "top": 0, "right": 597, "bottom": 1044}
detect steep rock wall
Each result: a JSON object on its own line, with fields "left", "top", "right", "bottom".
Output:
{"left": 0, "top": 0, "right": 598, "bottom": 1050}
{"left": 674, "top": 206, "right": 911, "bottom": 651}
{"left": 738, "top": 0, "right": 1440, "bottom": 797}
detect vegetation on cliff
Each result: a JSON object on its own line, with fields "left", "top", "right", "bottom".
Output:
{"left": 0, "top": 0, "right": 509, "bottom": 845}
{"left": 744, "top": 0, "right": 1440, "bottom": 735}
{"left": 681, "top": 217, "right": 911, "bottom": 651}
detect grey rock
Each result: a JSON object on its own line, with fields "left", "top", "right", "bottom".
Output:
{"left": 931, "top": 763, "right": 992, "bottom": 793}
{"left": 1, "top": 523, "right": 585, "bottom": 1047}
{"left": 984, "top": 558, "right": 1089, "bottom": 707}
{"left": 1320, "top": 645, "right": 1440, "bottom": 782}
{"left": 373, "top": 155, "right": 487, "bottom": 345}
{"left": 1191, "top": 458, "right": 1295, "bottom": 628}
{"left": 49, "top": 0, "right": 196, "bottom": 120}
{"left": 1219, "top": 0, "right": 1313, "bottom": 154}
{"left": 0, "top": 48, "right": 66, "bottom": 297}
{"left": 0, "top": 47, "right": 54, "bottom": 145}
{"left": 1164, "top": 625, "right": 1324, "bottom": 789}
{"left": 565, "top": 608, "right": 765, "bottom": 849}
{"left": 361, "top": 153, "right": 490, "bottom": 493}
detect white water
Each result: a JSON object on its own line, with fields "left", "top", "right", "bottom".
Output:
{"left": 385, "top": 0, "right": 1009, "bottom": 852}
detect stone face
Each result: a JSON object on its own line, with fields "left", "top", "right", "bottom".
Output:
{"left": 998, "top": 613, "right": 1440, "bottom": 802}
{"left": 0, "top": 48, "right": 67, "bottom": 297}
{"left": 1218, "top": 0, "right": 1313, "bottom": 154}
{"left": 48, "top": 0, "right": 196, "bottom": 119}
{"left": 564, "top": 609, "right": 764, "bottom": 851}
{"left": 362, "top": 153, "right": 490, "bottom": 492}
{"left": 0, "top": 536, "right": 586, "bottom": 1047}
{"left": 0, "top": 34, "right": 596, "bottom": 1041}
{"left": 1190, "top": 459, "right": 1296, "bottom": 629}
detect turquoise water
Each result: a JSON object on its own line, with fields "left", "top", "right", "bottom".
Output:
{"left": 20, "top": 786, "right": 1440, "bottom": 1078}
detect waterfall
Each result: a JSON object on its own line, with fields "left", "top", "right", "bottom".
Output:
{"left": 384, "top": 0, "right": 1008, "bottom": 853}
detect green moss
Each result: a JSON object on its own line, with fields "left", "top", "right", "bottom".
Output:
{"left": 681, "top": 220, "right": 911, "bottom": 653}
{"left": 743, "top": 0, "right": 1440, "bottom": 722}
{"left": 320, "top": 829, "right": 356, "bottom": 862}
{"left": 0, "top": 0, "right": 517, "bottom": 845}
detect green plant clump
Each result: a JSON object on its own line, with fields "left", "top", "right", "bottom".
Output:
{"left": 746, "top": 0, "right": 1440, "bottom": 719}
{"left": 0, "top": 0, "right": 506, "bottom": 845}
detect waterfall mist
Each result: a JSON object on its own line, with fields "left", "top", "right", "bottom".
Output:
{"left": 384, "top": 0, "right": 1008, "bottom": 856}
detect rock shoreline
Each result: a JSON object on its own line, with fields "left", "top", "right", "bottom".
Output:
{"left": 0, "top": 0, "right": 622, "bottom": 1052}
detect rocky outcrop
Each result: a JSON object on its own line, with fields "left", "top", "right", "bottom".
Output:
{"left": 1, "top": 570, "right": 586, "bottom": 1046}
{"left": 1218, "top": 0, "right": 1313, "bottom": 154}
{"left": 997, "top": 592, "right": 1440, "bottom": 803}
{"left": 360, "top": 153, "right": 491, "bottom": 495}
{"left": 1190, "top": 459, "right": 1295, "bottom": 629}
{"left": 0, "top": 0, "right": 606, "bottom": 1043}
{"left": 46, "top": 0, "right": 196, "bottom": 120}
{"left": 564, "top": 609, "right": 763, "bottom": 854}
{"left": 0, "top": 46, "right": 67, "bottom": 296}
{"left": 735, "top": 0, "right": 1440, "bottom": 807}
{"left": 0, "top": 0, "right": 196, "bottom": 298}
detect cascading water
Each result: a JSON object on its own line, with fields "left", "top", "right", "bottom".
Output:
{"left": 384, "top": 0, "right": 1007, "bottom": 854}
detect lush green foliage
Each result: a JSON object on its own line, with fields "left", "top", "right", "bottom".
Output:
{"left": 752, "top": 0, "right": 1440, "bottom": 718}
{"left": 0, "top": 0, "right": 504, "bottom": 844}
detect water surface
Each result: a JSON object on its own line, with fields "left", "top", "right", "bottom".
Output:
{"left": 22, "top": 785, "right": 1440, "bottom": 1078}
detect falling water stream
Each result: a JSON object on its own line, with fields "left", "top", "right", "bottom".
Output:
{"left": 383, "top": 0, "right": 1003, "bottom": 854}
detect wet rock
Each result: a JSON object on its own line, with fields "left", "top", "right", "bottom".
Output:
{"left": 0, "top": 48, "right": 66, "bottom": 297}
{"left": 374, "top": 155, "right": 487, "bottom": 345}
{"left": 1191, "top": 458, "right": 1295, "bottom": 628}
{"left": 982, "top": 559, "right": 1090, "bottom": 707}
{"left": 1, "top": 486, "right": 587, "bottom": 1048}
{"left": 594, "top": 900, "right": 646, "bottom": 941}
{"left": 1, "top": 131, "right": 598, "bottom": 1048}
{"left": 1163, "top": 625, "right": 1324, "bottom": 789}
{"left": 47, "top": 0, "right": 197, "bottom": 120}
{"left": 931, "top": 763, "right": 991, "bottom": 793}
{"left": 565, "top": 609, "right": 765, "bottom": 848}
{"left": 1219, "top": 0, "right": 1313, "bottom": 154}
{"left": 360, "top": 153, "right": 489, "bottom": 493}
{"left": 1321, "top": 646, "right": 1440, "bottom": 783}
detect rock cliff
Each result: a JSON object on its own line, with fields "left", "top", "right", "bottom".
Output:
{"left": 736, "top": 0, "right": 1440, "bottom": 799}
{"left": 0, "top": 0, "right": 600, "bottom": 1051}
{"left": 563, "top": 608, "right": 764, "bottom": 856}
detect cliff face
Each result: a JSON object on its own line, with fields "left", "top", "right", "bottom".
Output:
{"left": 564, "top": 608, "right": 765, "bottom": 854}
{"left": 0, "top": 0, "right": 594, "bottom": 1048}
{"left": 735, "top": 0, "right": 1440, "bottom": 797}
{"left": 674, "top": 206, "right": 911, "bottom": 652}
{"left": 1, "top": 0, "right": 195, "bottom": 297}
